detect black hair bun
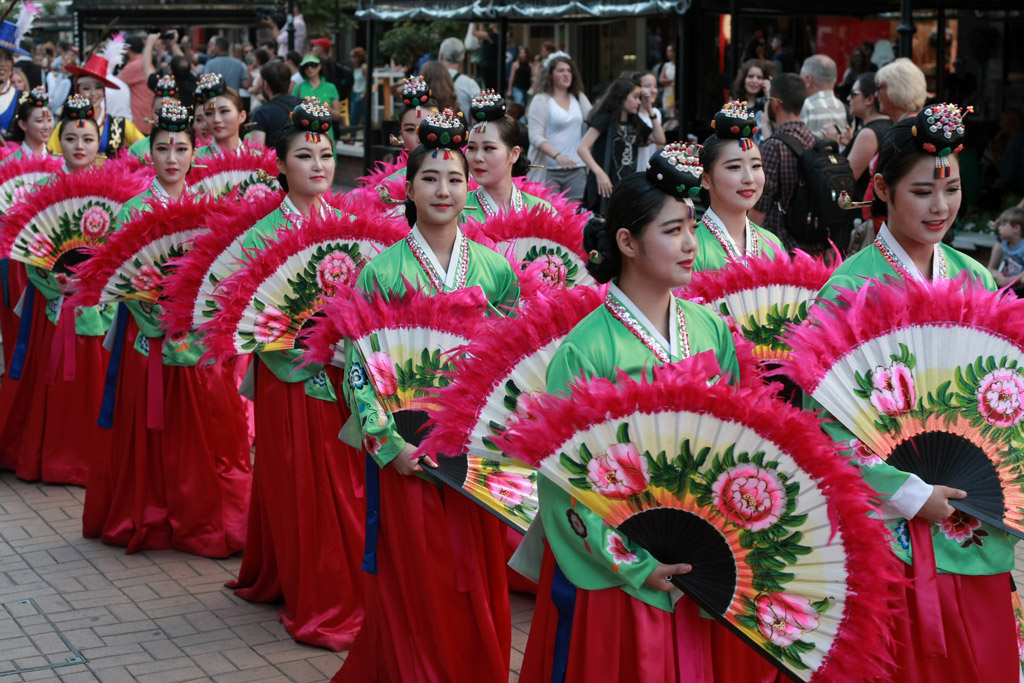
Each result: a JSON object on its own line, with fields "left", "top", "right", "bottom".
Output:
{"left": 647, "top": 142, "right": 703, "bottom": 201}
{"left": 416, "top": 108, "right": 467, "bottom": 149}
{"left": 290, "top": 97, "right": 333, "bottom": 134}
{"left": 912, "top": 103, "right": 970, "bottom": 157}
{"left": 401, "top": 76, "right": 431, "bottom": 108}
{"left": 61, "top": 94, "right": 95, "bottom": 122}
{"left": 195, "top": 72, "right": 226, "bottom": 104}
{"left": 711, "top": 100, "right": 758, "bottom": 140}
{"left": 469, "top": 89, "right": 506, "bottom": 124}
{"left": 155, "top": 99, "right": 190, "bottom": 132}
{"left": 582, "top": 215, "right": 620, "bottom": 284}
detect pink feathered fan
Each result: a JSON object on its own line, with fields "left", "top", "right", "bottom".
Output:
{"left": 784, "top": 274, "right": 1024, "bottom": 539}
{"left": 186, "top": 147, "right": 280, "bottom": 201}
{"left": 497, "top": 360, "right": 898, "bottom": 682}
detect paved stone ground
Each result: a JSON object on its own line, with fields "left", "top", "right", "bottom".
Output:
{"left": 0, "top": 473, "right": 534, "bottom": 682}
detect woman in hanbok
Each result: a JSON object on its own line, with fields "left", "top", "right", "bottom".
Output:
{"left": 194, "top": 73, "right": 250, "bottom": 158}
{"left": 518, "top": 150, "right": 778, "bottom": 683}
{"left": 810, "top": 108, "right": 1018, "bottom": 683}
{"left": 227, "top": 98, "right": 365, "bottom": 651}
{"left": 461, "top": 90, "right": 552, "bottom": 223}
{"left": 694, "top": 102, "right": 783, "bottom": 272}
{"left": 82, "top": 101, "right": 251, "bottom": 558}
{"left": 0, "top": 95, "right": 114, "bottom": 485}
{"left": 334, "top": 109, "right": 518, "bottom": 683}
{"left": 6, "top": 87, "right": 55, "bottom": 162}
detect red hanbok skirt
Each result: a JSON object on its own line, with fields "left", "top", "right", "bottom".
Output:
{"left": 519, "top": 543, "right": 781, "bottom": 683}
{"left": 227, "top": 361, "right": 365, "bottom": 651}
{"left": 884, "top": 564, "right": 1017, "bottom": 683}
{"left": 0, "top": 288, "right": 110, "bottom": 486}
{"left": 0, "top": 259, "right": 27, "bottom": 372}
{"left": 82, "top": 318, "right": 251, "bottom": 557}
{"left": 333, "top": 465, "right": 511, "bottom": 683}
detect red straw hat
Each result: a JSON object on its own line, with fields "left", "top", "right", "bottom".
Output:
{"left": 66, "top": 54, "right": 121, "bottom": 90}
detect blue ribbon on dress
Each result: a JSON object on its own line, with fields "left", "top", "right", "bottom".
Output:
{"left": 97, "top": 303, "right": 129, "bottom": 429}
{"left": 551, "top": 561, "right": 577, "bottom": 683}
{"left": 1, "top": 259, "right": 10, "bottom": 308}
{"left": 8, "top": 282, "right": 35, "bottom": 380}
{"left": 99, "top": 114, "right": 111, "bottom": 154}
{"left": 361, "top": 452, "right": 380, "bottom": 574}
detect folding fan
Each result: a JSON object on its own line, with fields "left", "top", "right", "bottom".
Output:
{"left": 160, "top": 191, "right": 284, "bottom": 335}
{"left": 496, "top": 360, "right": 898, "bottom": 682}
{"left": 513, "top": 176, "right": 580, "bottom": 217}
{"left": 199, "top": 209, "right": 407, "bottom": 361}
{"left": 680, "top": 250, "right": 838, "bottom": 362}
{"left": 421, "top": 285, "right": 605, "bottom": 468}
{"left": 0, "top": 155, "right": 62, "bottom": 212}
{"left": 352, "top": 154, "right": 409, "bottom": 209}
{"left": 70, "top": 195, "right": 212, "bottom": 307}
{"left": 785, "top": 274, "right": 1024, "bottom": 539}
{"left": 0, "top": 164, "right": 150, "bottom": 273}
{"left": 186, "top": 147, "right": 280, "bottom": 201}
{"left": 304, "top": 284, "right": 537, "bottom": 531}
{"left": 462, "top": 204, "right": 594, "bottom": 288}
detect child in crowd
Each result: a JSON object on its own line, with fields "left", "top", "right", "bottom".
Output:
{"left": 987, "top": 206, "right": 1024, "bottom": 293}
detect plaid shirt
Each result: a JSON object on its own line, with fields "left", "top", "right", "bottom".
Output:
{"left": 800, "top": 90, "right": 849, "bottom": 141}
{"left": 754, "top": 120, "right": 816, "bottom": 250}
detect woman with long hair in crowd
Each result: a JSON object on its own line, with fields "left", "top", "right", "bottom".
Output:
{"left": 419, "top": 60, "right": 459, "bottom": 113}
{"left": 730, "top": 59, "right": 774, "bottom": 145}
{"left": 578, "top": 77, "right": 659, "bottom": 214}
{"left": 526, "top": 53, "right": 592, "bottom": 201}
{"left": 844, "top": 72, "right": 892, "bottom": 200}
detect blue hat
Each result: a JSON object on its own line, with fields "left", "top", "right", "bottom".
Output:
{"left": 0, "top": 3, "right": 40, "bottom": 58}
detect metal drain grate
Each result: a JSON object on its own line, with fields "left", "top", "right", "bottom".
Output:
{"left": 0, "top": 598, "right": 86, "bottom": 677}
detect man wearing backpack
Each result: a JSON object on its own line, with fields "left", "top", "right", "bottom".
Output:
{"left": 751, "top": 72, "right": 857, "bottom": 256}
{"left": 750, "top": 73, "right": 816, "bottom": 252}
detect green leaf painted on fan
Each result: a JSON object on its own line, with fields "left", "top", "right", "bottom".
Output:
{"left": 560, "top": 451, "right": 588, "bottom": 478}
{"left": 616, "top": 422, "right": 631, "bottom": 444}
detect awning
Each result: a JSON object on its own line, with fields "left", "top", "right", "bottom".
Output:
{"left": 356, "top": 0, "right": 693, "bottom": 21}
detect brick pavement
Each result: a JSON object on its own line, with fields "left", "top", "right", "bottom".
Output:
{"left": 0, "top": 473, "right": 534, "bottom": 682}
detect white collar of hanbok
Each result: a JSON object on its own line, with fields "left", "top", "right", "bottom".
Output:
{"left": 606, "top": 282, "right": 689, "bottom": 363}
{"left": 408, "top": 224, "right": 468, "bottom": 291}
{"left": 875, "top": 222, "right": 947, "bottom": 282}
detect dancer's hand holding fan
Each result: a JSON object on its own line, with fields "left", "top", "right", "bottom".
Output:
{"left": 784, "top": 274, "right": 1024, "bottom": 543}
{"left": 496, "top": 359, "right": 899, "bottom": 681}
{"left": 419, "top": 285, "right": 607, "bottom": 529}
{"left": 303, "top": 284, "right": 539, "bottom": 530}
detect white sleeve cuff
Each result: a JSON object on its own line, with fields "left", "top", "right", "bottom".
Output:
{"left": 880, "top": 475, "right": 933, "bottom": 520}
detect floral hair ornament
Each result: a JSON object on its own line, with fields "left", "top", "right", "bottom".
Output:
{"left": 469, "top": 89, "right": 506, "bottom": 135}
{"left": 155, "top": 99, "right": 190, "bottom": 137}
{"left": 416, "top": 107, "right": 467, "bottom": 160}
{"left": 912, "top": 103, "right": 972, "bottom": 180}
{"left": 154, "top": 74, "right": 178, "bottom": 99}
{"left": 710, "top": 100, "right": 758, "bottom": 151}
{"left": 289, "top": 97, "right": 332, "bottom": 143}
{"left": 61, "top": 93, "right": 95, "bottom": 128}
{"left": 587, "top": 249, "right": 604, "bottom": 265}
{"left": 195, "top": 72, "right": 226, "bottom": 106}
{"left": 21, "top": 85, "right": 48, "bottom": 109}
{"left": 647, "top": 141, "right": 703, "bottom": 218}
{"left": 401, "top": 75, "right": 431, "bottom": 118}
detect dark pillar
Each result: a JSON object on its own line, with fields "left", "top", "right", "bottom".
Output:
{"left": 676, "top": 5, "right": 697, "bottom": 140}
{"left": 363, "top": 19, "right": 375, "bottom": 174}
{"left": 287, "top": 0, "right": 296, "bottom": 52}
{"left": 897, "top": 0, "right": 915, "bottom": 60}
{"left": 935, "top": 7, "right": 946, "bottom": 100}
{"left": 497, "top": 18, "right": 508, "bottom": 96}
{"left": 73, "top": 9, "right": 83, "bottom": 58}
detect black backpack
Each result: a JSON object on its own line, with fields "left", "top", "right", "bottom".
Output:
{"left": 773, "top": 134, "right": 856, "bottom": 246}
